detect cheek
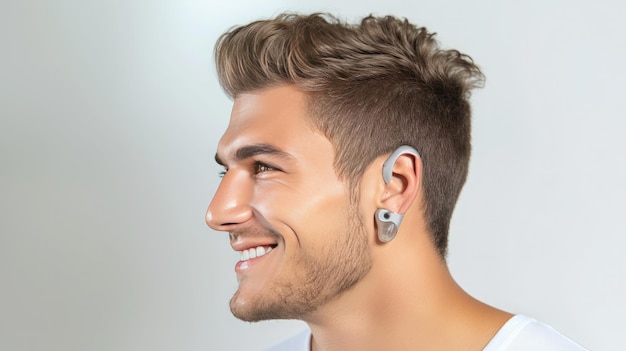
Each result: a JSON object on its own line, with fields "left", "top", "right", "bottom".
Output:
{"left": 249, "top": 181, "right": 351, "bottom": 242}
{"left": 359, "top": 203, "right": 378, "bottom": 246}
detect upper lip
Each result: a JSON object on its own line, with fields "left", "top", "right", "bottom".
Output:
{"left": 228, "top": 218, "right": 281, "bottom": 251}
{"left": 231, "top": 237, "right": 278, "bottom": 252}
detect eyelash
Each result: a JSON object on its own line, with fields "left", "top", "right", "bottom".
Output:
{"left": 218, "top": 162, "right": 279, "bottom": 178}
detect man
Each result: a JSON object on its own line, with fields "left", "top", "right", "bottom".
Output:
{"left": 206, "top": 13, "right": 586, "bottom": 351}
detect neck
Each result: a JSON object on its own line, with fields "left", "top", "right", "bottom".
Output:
{"left": 303, "top": 229, "right": 512, "bottom": 351}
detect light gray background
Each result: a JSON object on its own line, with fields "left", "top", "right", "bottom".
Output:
{"left": 1, "top": 0, "right": 624, "bottom": 350}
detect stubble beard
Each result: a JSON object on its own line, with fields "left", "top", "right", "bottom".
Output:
{"left": 230, "top": 204, "right": 372, "bottom": 322}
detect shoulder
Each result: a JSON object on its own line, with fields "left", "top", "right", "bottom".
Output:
{"left": 484, "top": 315, "right": 587, "bottom": 351}
{"left": 263, "top": 329, "right": 311, "bottom": 351}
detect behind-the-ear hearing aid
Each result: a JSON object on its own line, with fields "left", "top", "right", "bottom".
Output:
{"left": 376, "top": 145, "right": 420, "bottom": 243}
{"left": 382, "top": 145, "right": 420, "bottom": 183}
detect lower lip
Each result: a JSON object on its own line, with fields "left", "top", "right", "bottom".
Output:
{"left": 235, "top": 249, "right": 274, "bottom": 273}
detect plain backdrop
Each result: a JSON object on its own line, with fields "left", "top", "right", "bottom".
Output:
{"left": 1, "top": 0, "right": 624, "bottom": 350}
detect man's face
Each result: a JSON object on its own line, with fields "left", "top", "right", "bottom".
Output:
{"left": 206, "top": 85, "right": 372, "bottom": 322}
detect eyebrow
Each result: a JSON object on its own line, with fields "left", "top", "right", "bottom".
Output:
{"left": 214, "top": 143, "right": 294, "bottom": 166}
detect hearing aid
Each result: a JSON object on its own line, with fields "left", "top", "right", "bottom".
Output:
{"left": 382, "top": 145, "right": 420, "bottom": 184}
{"left": 376, "top": 145, "right": 420, "bottom": 242}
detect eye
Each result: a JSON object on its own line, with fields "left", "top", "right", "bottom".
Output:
{"left": 254, "top": 162, "right": 278, "bottom": 174}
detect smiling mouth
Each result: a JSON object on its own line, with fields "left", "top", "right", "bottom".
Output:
{"left": 238, "top": 245, "right": 278, "bottom": 261}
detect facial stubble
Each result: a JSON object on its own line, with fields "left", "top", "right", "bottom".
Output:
{"left": 230, "top": 204, "right": 372, "bottom": 322}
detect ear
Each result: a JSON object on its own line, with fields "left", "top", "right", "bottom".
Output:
{"left": 379, "top": 151, "right": 421, "bottom": 215}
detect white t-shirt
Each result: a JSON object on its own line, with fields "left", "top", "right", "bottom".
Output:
{"left": 263, "top": 315, "right": 587, "bottom": 351}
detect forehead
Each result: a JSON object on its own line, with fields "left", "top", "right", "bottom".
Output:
{"left": 217, "top": 86, "right": 328, "bottom": 160}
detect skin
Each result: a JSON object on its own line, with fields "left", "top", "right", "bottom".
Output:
{"left": 206, "top": 85, "right": 512, "bottom": 351}
{"left": 207, "top": 85, "right": 371, "bottom": 321}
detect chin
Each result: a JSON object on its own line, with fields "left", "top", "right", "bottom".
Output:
{"left": 230, "top": 289, "right": 316, "bottom": 322}
{"left": 230, "top": 290, "right": 276, "bottom": 322}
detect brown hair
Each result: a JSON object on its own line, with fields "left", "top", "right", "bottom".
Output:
{"left": 214, "top": 13, "right": 484, "bottom": 257}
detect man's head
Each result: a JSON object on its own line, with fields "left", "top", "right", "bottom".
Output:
{"left": 207, "top": 13, "right": 483, "bottom": 322}
{"left": 214, "top": 13, "right": 483, "bottom": 257}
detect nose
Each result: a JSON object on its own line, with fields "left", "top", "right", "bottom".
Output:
{"left": 206, "top": 171, "right": 254, "bottom": 231}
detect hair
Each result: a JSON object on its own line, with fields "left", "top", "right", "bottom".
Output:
{"left": 214, "top": 13, "right": 484, "bottom": 257}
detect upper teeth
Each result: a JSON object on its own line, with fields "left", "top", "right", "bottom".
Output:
{"left": 239, "top": 246, "right": 273, "bottom": 261}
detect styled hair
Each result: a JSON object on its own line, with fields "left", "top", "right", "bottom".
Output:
{"left": 214, "top": 13, "right": 484, "bottom": 257}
